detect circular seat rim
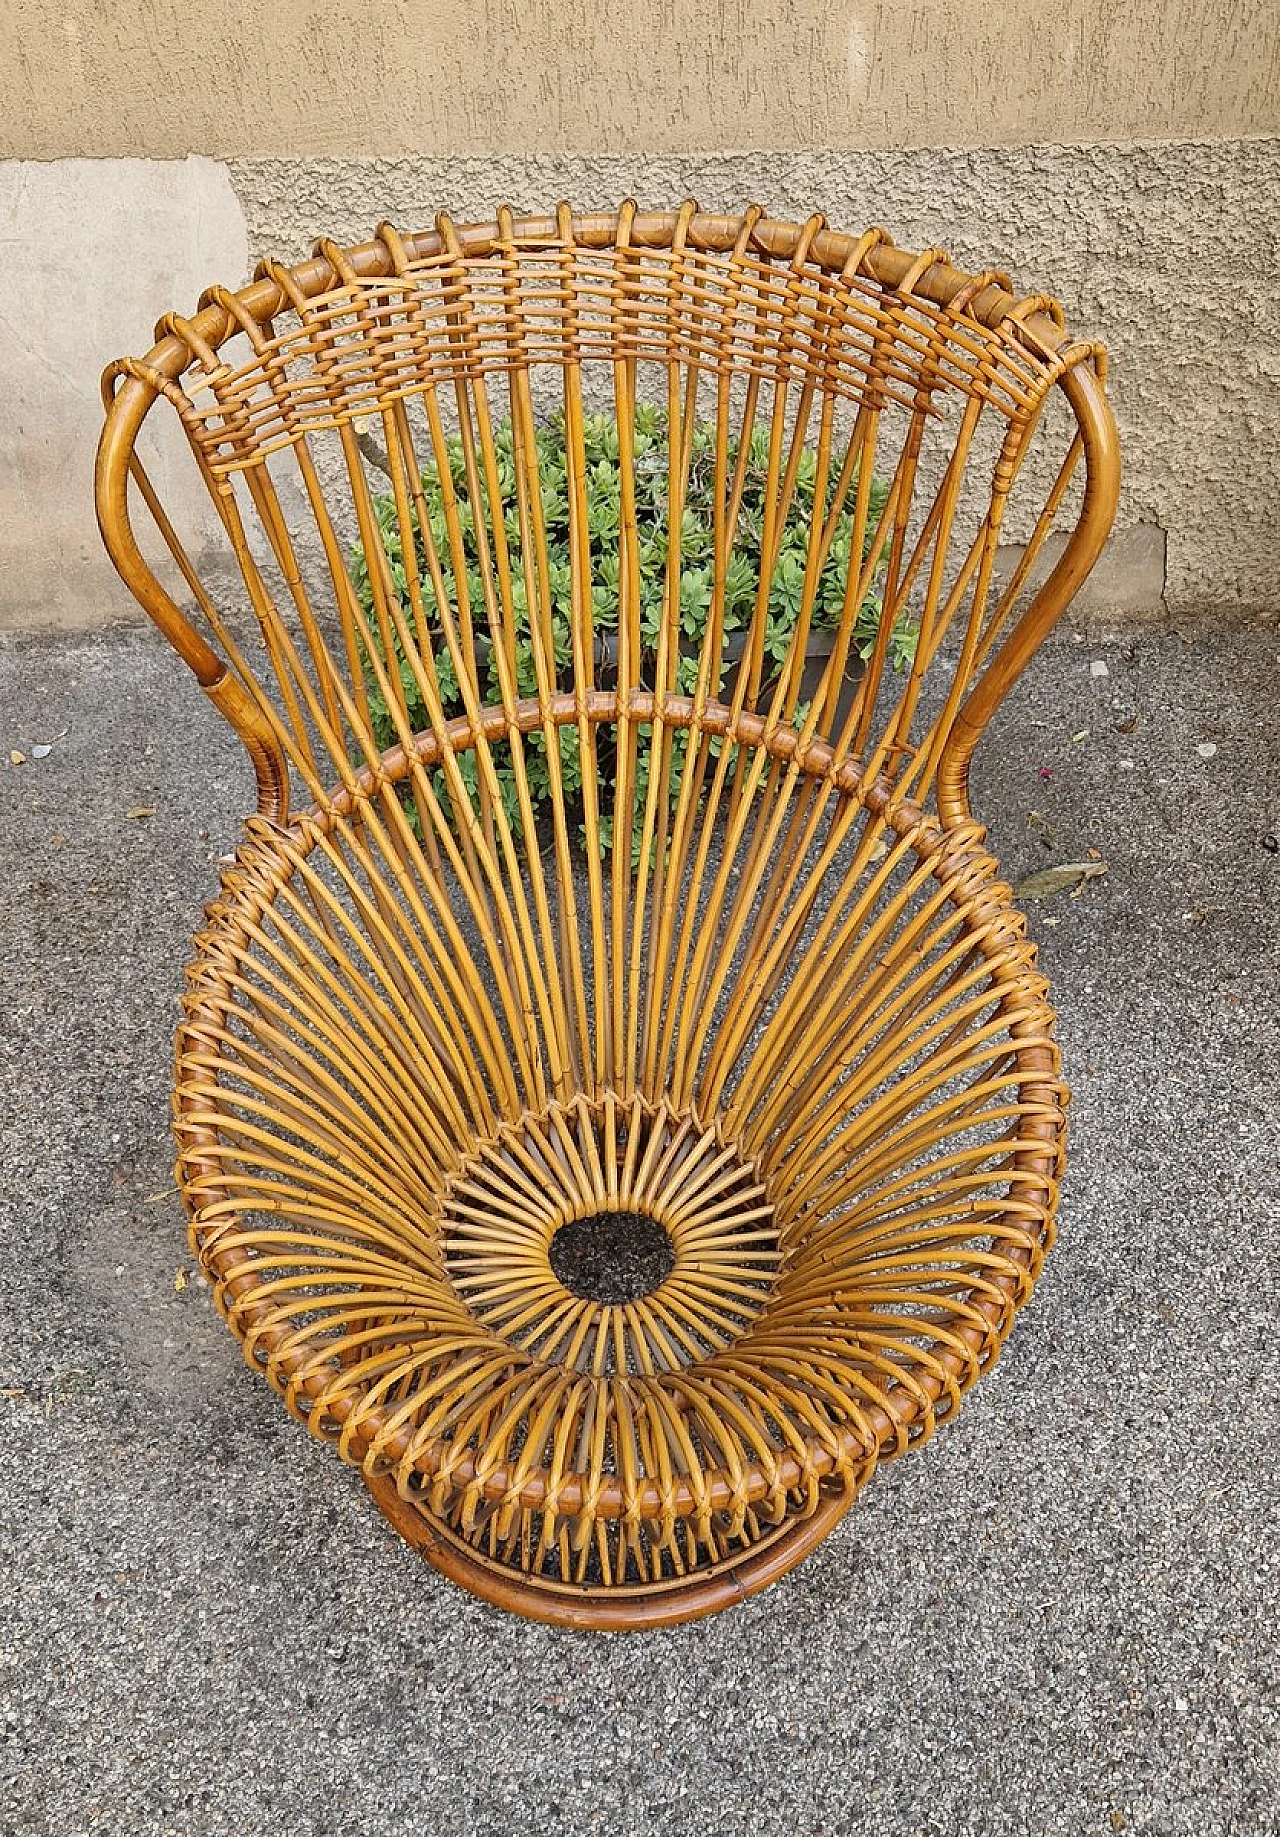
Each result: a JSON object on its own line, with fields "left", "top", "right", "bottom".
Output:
{"left": 365, "top": 1467, "right": 859, "bottom": 1630}
{"left": 176, "top": 702, "right": 1065, "bottom": 1524}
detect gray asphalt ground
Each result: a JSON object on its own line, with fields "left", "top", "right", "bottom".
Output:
{"left": 3, "top": 613, "right": 1278, "bottom": 1836}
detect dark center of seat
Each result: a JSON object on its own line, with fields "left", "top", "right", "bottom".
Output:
{"left": 549, "top": 1210, "right": 676, "bottom": 1305}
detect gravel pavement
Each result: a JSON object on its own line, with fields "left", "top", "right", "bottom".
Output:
{"left": 2, "top": 613, "right": 1277, "bottom": 1836}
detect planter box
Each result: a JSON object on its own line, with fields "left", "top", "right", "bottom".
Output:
{"left": 590, "top": 626, "right": 865, "bottom": 739}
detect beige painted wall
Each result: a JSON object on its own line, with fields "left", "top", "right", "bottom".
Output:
{"left": 0, "top": 158, "right": 247, "bottom": 630}
{"left": 2, "top": 0, "right": 1278, "bottom": 159}
{"left": 1, "top": 0, "right": 1276, "bottom": 627}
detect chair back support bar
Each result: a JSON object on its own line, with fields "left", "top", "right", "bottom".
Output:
{"left": 97, "top": 205, "right": 1118, "bottom": 830}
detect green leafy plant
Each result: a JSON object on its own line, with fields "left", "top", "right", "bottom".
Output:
{"left": 351, "top": 406, "right": 911, "bottom": 850}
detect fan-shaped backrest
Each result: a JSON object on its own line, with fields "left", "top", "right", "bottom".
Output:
{"left": 97, "top": 204, "right": 1118, "bottom": 835}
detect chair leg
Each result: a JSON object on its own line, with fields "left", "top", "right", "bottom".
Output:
{"left": 363, "top": 1468, "right": 860, "bottom": 1631}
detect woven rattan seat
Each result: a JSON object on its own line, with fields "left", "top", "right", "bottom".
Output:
{"left": 97, "top": 204, "right": 1119, "bottom": 1628}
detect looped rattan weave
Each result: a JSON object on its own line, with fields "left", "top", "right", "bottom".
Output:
{"left": 96, "top": 204, "right": 1119, "bottom": 1628}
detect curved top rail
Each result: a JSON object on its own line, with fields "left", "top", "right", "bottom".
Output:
{"left": 117, "top": 207, "right": 1083, "bottom": 395}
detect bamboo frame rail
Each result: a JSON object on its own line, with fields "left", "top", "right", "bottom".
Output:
{"left": 96, "top": 204, "right": 1119, "bottom": 1628}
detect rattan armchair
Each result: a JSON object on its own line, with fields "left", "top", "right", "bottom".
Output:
{"left": 96, "top": 204, "right": 1119, "bottom": 1629}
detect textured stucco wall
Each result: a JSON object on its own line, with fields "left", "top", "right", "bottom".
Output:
{"left": 227, "top": 142, "right": 1280, "bottom": 617}
{"left": 0, "top": 158, "right": 246, "bottom": 631}
{"left": 1, "top": 0, "right": 1277, "bottom": 157}
{"left": 3, "top": 141, "right": 1277, "bottom": 629}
